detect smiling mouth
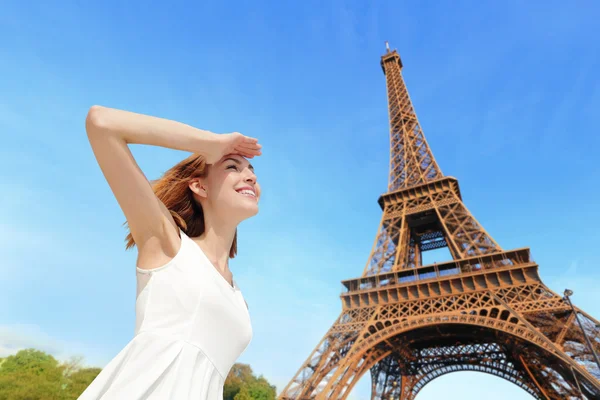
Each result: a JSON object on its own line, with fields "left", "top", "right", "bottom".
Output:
{"left": 237, "top": 189, "right": 257, "bottom": 198}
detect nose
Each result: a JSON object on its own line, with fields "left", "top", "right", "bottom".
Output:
{"left": 243, "top": 168, "right": 256, "bottom": 184}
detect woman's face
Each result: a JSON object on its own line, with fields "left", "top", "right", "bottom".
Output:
{"left": 197, "top": 154, "right": 260, "bottom": 223}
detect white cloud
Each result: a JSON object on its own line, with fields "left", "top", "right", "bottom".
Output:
{"left": 0, "top": 324, "right": 90, "bottom": 364}
{"left": 0, "top": 324, "right": 61, "bottom": 358}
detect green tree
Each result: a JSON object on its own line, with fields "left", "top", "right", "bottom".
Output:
{"left": 0, "top": 349, "right": 102, "bottom": 400}
{"left": 234, "top": 386, "right": 253, "bottom": 400}
{"left": 0, "top": 349, "right": 67, "bottom": 400}
{"left": 224, "top": 363, "right": 277, "bottom": 400}
{"left": 245, "top": 376, "right": 276, "bottom": 400}
{"left": 57, "top": 355, "right": 101, "bottom": 398}
{"left": 224, "top": 363, "right": 255, "bottom": 400}
{"left": 63, "top": 367, "right": 102, "bottom": 399}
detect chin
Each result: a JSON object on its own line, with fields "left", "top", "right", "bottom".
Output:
{"left": 229, "top": 203, "right": 259, "bottom": 223}
{"left": 241, "top": 204, "right": 259, "bottom": 219}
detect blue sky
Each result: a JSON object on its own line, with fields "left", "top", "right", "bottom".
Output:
{"left": 1, "top": 1, "right": 599, "bottom": 399}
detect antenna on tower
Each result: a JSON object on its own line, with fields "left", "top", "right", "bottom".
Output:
{"left": 385, "top": 41, "right": 390, "bottom": 52}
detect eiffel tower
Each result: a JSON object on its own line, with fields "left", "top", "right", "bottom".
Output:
{"left": 278, "top": 44, "right": 600, "bottom": 400}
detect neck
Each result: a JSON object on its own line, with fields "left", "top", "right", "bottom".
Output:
{"left": 198, "top": 212, "right": 238, "bottom": 273}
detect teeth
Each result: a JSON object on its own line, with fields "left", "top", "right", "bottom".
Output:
{"left": 238, "top": 190, "right": 256, "bottom": 197}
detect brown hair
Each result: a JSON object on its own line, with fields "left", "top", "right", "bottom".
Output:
{"left": 124, "top": 153, "right": 237, "bottom": 258}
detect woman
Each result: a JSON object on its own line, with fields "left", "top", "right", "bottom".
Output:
{"left": 79, "top": 105, "right": 262, "bottom": 399}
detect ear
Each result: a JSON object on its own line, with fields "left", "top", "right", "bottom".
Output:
{"left": 188, "top": 179, "right": 208, "bottom": 199}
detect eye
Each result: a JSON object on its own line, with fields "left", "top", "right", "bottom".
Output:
{"left": 227, "top": 164, "right": 238, "bottom": 171}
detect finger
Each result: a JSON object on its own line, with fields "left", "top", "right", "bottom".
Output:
{"left": 238, "top": 140, "right": 261, "bottom": 148}
{"left": 237, "top": 144, "right": 262, "bottom": 153}
{"left": 235, "top": 152, "right": 255, "bottom": 159}
{"left": 242, "top": 136, "right": 259, "bottom": 144}
{"left": 235, "top": 148, "right": 262, "bottom": 158}
{"left": 231, "top": 147, "right": 261, "bottom": 157}
{"left": 235, "top": 147, "right": 262, "bottom": 157}
{"left": 235, "top": 142, "right": 262, "bottom": 151}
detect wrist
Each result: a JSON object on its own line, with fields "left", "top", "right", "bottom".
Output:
{"left": 195, "top": 130, "right": 225, "bottom": 162}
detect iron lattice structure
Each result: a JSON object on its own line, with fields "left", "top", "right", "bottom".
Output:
{"left": 278, "top": 46, "right": 600, "bottom": 399}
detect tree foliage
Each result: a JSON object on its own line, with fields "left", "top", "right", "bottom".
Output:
{"left": 225, "top": 363, "right": 277, "bottom": 400}
{"left": 0, "top": 349, "right": 276, "bottom": 399}
{"left": 0, "top": 349, "right": 100, "bottom": 400}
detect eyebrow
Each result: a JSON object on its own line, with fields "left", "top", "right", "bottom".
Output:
{"left": 223, "top": 157, "right": 254, "bottom": 171}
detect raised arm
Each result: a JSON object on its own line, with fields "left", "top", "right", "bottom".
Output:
{"left": 85, "top": 105, "right": 260, "bottom": 267}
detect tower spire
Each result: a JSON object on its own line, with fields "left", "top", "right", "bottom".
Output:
{"left": 381, "top": 48, "right": 443, "bottom": 191}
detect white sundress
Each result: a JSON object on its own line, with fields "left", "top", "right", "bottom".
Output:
{"left": 78, "top": 229, "right": 253, "bottom": 399}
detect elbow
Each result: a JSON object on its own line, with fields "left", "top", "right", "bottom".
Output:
{"left": 85, "top": 105, "right": 108, "bottom": 136}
